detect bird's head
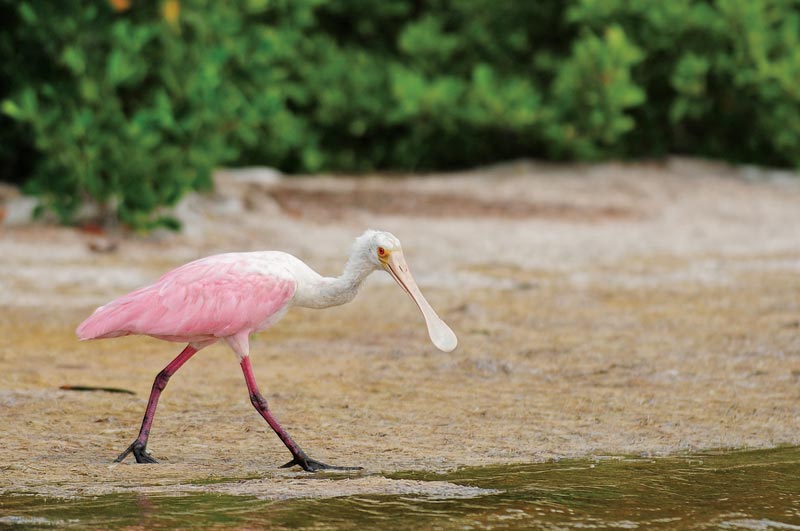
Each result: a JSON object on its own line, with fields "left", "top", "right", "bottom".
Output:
{"left": 353, "top": 230, "right": 458, "bottom": 353}
{"left": 353, "top": 229, "right": 403, "bottom": 268}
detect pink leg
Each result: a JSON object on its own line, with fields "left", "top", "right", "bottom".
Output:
{"left": 240, "top": 356, "right": 361, "bottom": 472}
{"left": 115, "top": 344, "right": 198, "bottom": 463}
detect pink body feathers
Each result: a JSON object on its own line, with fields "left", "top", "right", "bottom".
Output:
{"left": 77, "top": 252, "right": 297, "bottom": 346}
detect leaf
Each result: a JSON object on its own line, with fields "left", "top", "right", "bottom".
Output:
{"left": 62, "top": 47, "right": 86, "bottom": 75}
{"left": 162, "top": 0, "right": 180, "bottom": 27}
{"left": 18, "top": 3, "right": 36, "bottom": 23}
{"left": 108, "top": 0, "right": 131, "bottom": 13}
{"left": 1, "top": 100, "right": 22, "bottom": 119}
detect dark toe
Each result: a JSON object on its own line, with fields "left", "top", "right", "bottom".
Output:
{"left": 281, "top": 456, "right": 362, "bottom": 472}
{"left": 133, "top": 449, "right": 158, "bottom": 464}
{"left": 116, "top": 441, "right": 158, "bottom": 464}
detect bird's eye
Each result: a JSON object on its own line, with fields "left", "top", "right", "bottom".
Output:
{"left": 377, "top": 247, "right": 386, "bottom": 257}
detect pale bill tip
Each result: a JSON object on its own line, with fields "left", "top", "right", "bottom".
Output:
{"left": 428, "top": 319, "right": 458, "bottom": 353}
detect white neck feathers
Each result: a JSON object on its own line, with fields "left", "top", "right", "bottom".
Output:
{"left": 294, "top": 245, "right": 378, "bottom": 309}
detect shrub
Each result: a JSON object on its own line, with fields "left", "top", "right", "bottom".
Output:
{"left": 568, "top": 0, "right": 800, "bottom": 165}
{"left": 1, "top": 1, "right": 266, "bottom": 229}
{"left": 2, "top": 0, "right": 800, "bottom": 229}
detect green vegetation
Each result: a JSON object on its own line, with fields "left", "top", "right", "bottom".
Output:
{"left": 2, "top": 0, "right": 800, "bottom": 229}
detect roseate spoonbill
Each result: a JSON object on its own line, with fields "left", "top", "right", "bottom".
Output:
{"left": 76, "top": 230, "right": 457, "bottom": 471}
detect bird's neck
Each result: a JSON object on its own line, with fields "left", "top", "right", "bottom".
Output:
{"left": 303, "top": 255, "right": 375, "bottom": 309}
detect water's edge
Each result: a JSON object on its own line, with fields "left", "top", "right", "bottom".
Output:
{"left": 2, "top": 447, "right": 799, "bottom": 530}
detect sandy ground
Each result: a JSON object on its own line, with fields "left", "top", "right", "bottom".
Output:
{"left": 0, "top": 157, "right": 799, "bottom": 499}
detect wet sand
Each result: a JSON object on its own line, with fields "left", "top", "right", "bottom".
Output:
{"left": 1, "top": 158, "right": 799, "bottom": 499}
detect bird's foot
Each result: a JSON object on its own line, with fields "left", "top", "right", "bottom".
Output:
{"left": 115, "top": 440, "right": 158, "bottom": 464}
{"left": 280, "top": 455, "right": 362, "bottom": 472}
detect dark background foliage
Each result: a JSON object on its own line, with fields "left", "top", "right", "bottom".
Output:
{"left": 2, "top": 0, "right": 799, "bottom": 229}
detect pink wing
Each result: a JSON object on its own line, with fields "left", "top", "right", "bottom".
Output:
{"left": 76, "top": 254, "right": 296, "bottom": 342}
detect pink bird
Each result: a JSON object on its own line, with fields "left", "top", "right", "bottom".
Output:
{"left": 77, "top": 230, "right": 457, "bottom": 471}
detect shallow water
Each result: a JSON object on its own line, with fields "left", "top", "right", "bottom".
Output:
{"left": 2, "top": 447, "right": 799, "bottom": 530}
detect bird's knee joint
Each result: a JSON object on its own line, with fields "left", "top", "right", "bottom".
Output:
{"left": 249, "top": 393, "right": 269, "bottom": 410}
{"left": 153, "top": 370, "right": 171, "bottom": 391}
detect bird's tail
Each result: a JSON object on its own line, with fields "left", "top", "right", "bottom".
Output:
{"left": 76, "top": 290, "right": 149, "bottom": 340}
{"left": 76, "top": 303, "right": 132, "bottom": 340}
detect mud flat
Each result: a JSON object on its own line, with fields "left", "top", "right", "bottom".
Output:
{"left": 1, "top": 157, "right": 799, "bottom": 500}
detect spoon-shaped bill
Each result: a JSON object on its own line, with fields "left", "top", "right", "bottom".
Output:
{"left": 384, "top": 251, "right": 458, "bottom": 352}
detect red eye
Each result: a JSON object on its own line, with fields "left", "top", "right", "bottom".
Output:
{"left": 378, "top": 247, "right": 386, "bottom": 257}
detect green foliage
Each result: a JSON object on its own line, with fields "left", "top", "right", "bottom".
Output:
{"left": 568, "top": 0, "right": 800, "bottom": 164}
{"left": 547, "top": 26, "right": 645, "bottom": 158}
{"left": 0, "top": 0, "right": 284, "bottom": 229}
{"left": 3, "top": 0, "right": 800, "bottom": 229}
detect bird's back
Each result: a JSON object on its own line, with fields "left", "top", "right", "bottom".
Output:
{"left": 76, "top": 252, "right": 298, "bottom": 343}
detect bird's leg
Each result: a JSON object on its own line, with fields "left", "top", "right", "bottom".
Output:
{"left": 115, "top": 344, "right": 199, "bottom": 464}
{"left": 240, "top": 356, "right": 362, "bottom": 472}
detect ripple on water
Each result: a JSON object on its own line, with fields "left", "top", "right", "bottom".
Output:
{"left": 1, "top": 447, "right": 799, "bottom": 530}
